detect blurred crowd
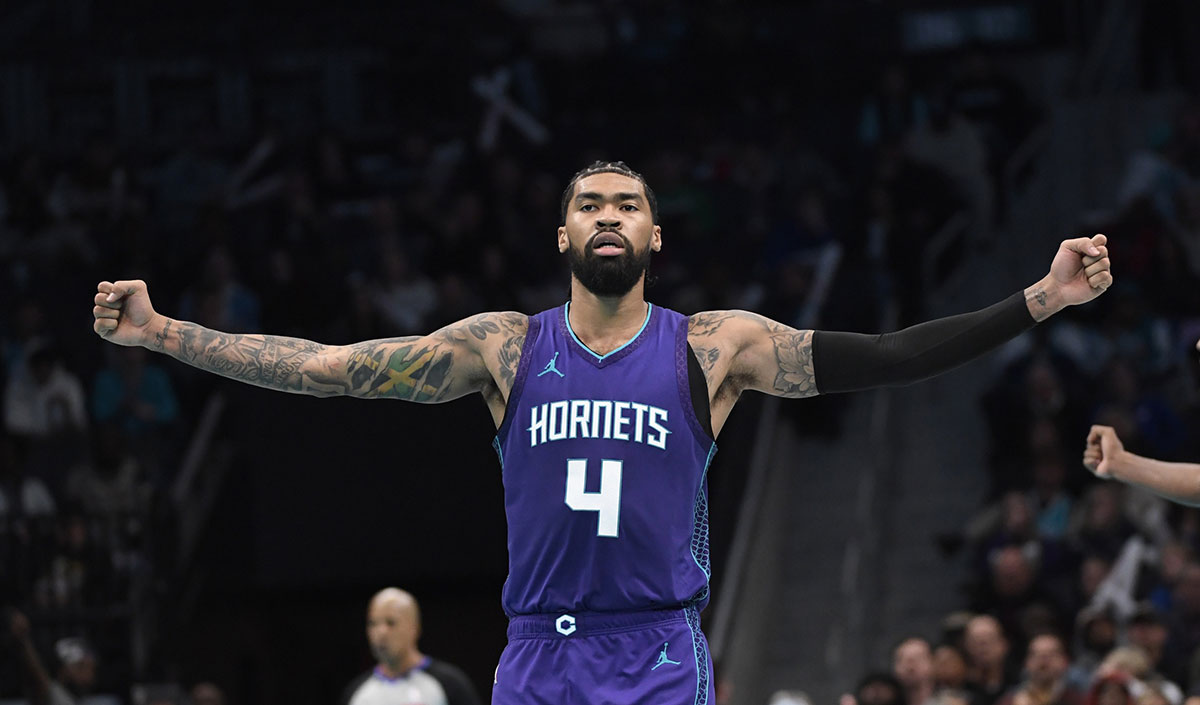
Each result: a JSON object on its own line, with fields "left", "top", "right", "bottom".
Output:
{"left": 0, "top": 1, "right": 1196, "bottom": 703}
{"left": 0, "top": 49, "right": 1031, "bottom": 699}
{"left": 835, "top": 95, "right": 1200, "bottom": 705}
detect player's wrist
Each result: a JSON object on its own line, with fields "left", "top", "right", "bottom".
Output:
{"left": 139, "top": 313, "right": 169, "bottom": 348}
{"left": 1024, "top": 276, "right": 1066, "bottom": 322}
{"left": 1106, "top": 449, "right": 1134, "bottom": 481}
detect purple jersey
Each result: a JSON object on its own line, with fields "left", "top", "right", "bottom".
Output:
{"left": 494, "top": 303, "right": 717, "bottom": 616}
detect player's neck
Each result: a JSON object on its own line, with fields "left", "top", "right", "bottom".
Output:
{"left": 568, "top": 280, "right": 648, "bottom": 353}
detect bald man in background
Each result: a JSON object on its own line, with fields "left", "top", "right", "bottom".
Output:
{"left": 341, "top": 588, "right": 482, "bottom": 705}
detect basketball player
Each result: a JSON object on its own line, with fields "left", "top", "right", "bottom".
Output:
{"left": 341, "top": 588, "right": 481, "bottom": 705}
{"left": 92, "top": 161, "right": 1112, "bottom": 704}
{"left": 1084, "top": 339, "right": 1200, "bottom": 505}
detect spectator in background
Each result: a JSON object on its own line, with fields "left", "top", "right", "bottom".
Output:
{"left": 46, "top": 636, "right": 121, "bottom": 705}
{"left": 48, "top": 134, "right": 141, "bottom": 227}
{"left": 179, "top": 246, "right": 262, "bottom": 334}
{"left": 9, "top": 613, "right": 121, "bottom": 705}
{"left": 64, "top": 427, "right": 149, "bottom": 517}
{"left": 1071, "top": 554, "right": 1115, "bottom": 623}
{"left": 998, "top": 632, "right": 1083, "bottom": 705}
{"left": 972, "top": 545, "right": 1065, "bottom": 648}
{"left": 1100, "top": 289, "right": 1175, "bottom": 380}
{"left": 946, "top": 48, "right": 1034, "bottom": 184}
{"left": 0, "top": 432, "right": 56, "bottom": 518}
{"left": 91, "top": 347, "right": 179, "bottom": 441}
{"left": 33, "top": 511, "right": 114, "bottom": 609}
{"left": 1070, "top": 485, "right": 1137, "bottom": 562}
{"left": 858, "top": 63, "right": 929, "bottom": 152}
{"left": 852, "top": 673, "right": 906, "bottom": 705}
{"left": 964, "top": 615, "right": 1019, "bottom": 705}
{"left": 1070, "top": 607, "right": 1118, "bottom": 687}
{"left": 3, "top": 339, "right": 88, "bottom": 441}
{"left": 1116, "top": 122, "right": 1193, "bottom": 227}
{"left": 933, "top": 643, "right": 971, "bottom": 693}
{"left": 1030, "top": 451, "right": 1074, "bottom": 541}
{"left": 189, "top": 682, "right": 226, "bottom": 705}
{"left": 967, "top": 492, "right": 1040, "bottom": 569}
{"left": 1091, "top": 356, "right": 1185, "bottom": 461}
{"left": 371, "top": 249, "right": 438, "bottom": 335}
{"left": 905, "top": 90, "right": 993, "bottom": 232}
{"left": 1098, "top": 637, "right": 1182, "bottom": 705}
{"left": 1146, "top": 541, "right": 1193, "bottom": 614}
{"left": 982, "top": 350, "right": 1091, "bottom": 496}
{"left": 1123, "top": 606, "right": 1180, "bottom": 700}
{"left": 341, "top": 587, "right": 481, "bottom": 705}
{"left": 893, "top": 637, "right": 937, "bottom": 705}
{"left": 1082, "top": 673, "right": 1134, "bottom": 705}
{"left": 930, "top": 690, "right": 972, "bottom": 705}
{"left": 1, "top": 301, "right": 50, "bottom": 378}
{"left": 1164, "top": 563, "right": 1200, "bottom": 687}
{"left": 866, "top": 139, "right": 964, "bottom": 326}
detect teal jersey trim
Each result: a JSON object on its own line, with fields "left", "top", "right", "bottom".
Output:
{"left": 563, "top": 302, "right": 654, "bottom": 361}
{"left": 690, "top": 442, "right": 718, "bottom": 580}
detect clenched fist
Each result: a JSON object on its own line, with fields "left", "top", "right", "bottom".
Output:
{"left": 1083, "top": 425, "right": 1124, "bottom": 479}
{"left": 93, "top": 280, "right": 159, "bottom": 347}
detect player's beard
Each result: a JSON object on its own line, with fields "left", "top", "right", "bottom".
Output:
{"left": 567, "top": 233, "right": 653, "bottom": 297}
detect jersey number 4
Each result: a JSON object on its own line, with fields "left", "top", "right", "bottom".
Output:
{"left": 565, "top": 459, "right": 622, "bottom": 538}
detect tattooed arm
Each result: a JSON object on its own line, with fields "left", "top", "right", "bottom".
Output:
{"left": 92, "top": 280, "right": 527, "bottom": 410}
{"left": 687, "top": 311, "right": 817, "bottom": 436}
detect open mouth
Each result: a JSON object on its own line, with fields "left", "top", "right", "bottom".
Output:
{"left": 591, "top": 231, "right": 627, "bottom": 255}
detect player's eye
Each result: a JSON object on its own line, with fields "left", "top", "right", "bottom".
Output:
{"left": 620, "top": 204, "right": 638, "bottom": 211}
{"left": 579, "top": 204, "right": 597, "bottom": 211}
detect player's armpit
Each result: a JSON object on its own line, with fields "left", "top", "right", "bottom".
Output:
{"left": 689, "top": 310, "right": 818, "bottom": 400}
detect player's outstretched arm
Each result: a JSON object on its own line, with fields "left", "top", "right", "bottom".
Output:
{"left": 92, "top": 279, "right": 525, "bottom": 402}
{"left": 697, "top": 234, "right": 1112, "bottom": 401}
{"left": 1085, "top": 425, "right": 1200, "bottom": 507}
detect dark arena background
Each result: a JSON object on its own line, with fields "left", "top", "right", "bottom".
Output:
{"left": 2, "top": 1, "right": 1200, "bottom": 704}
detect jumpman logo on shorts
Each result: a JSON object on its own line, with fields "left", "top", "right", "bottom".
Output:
{"left": 651, "top": 642, "right": 681, "bottom": 670}
{"left": 537, "top": 351, "right": 564, "bottom": 378}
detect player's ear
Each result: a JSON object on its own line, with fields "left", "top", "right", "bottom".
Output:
{"left": 651, "top": 225, "right": 662, "bottom": 252}
{"left": 557, "top": 226, "right": 569, "bottom": 253}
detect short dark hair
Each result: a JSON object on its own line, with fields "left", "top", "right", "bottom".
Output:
{"left": 1026, "top": 630, "right": 1070, "bottom": 658}
{"left": 560, "top": 160, "right": 658, "bottom": 225}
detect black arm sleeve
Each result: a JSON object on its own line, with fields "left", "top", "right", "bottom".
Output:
{"left": 812, "top": 290, "right": 1036, "bottom": 394}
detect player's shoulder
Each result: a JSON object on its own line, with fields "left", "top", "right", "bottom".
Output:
{"left": 442, "top": 311, "right": 529, "bottom": 347}
{"left": 687, "top": 309, "right": 790, "bottom": 345}
{"left": 465, "top": 310, "right": 529, "bottom": 332}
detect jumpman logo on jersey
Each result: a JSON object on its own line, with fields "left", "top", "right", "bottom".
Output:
{"left": 537, "top": 351, "right": 564, "bottom": 378}
{"left": 651, "top": 642, "right": 681, "bottom": 670}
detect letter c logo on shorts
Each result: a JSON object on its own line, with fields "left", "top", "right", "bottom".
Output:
{"left": 555, "top": 614, "right": 576, "bottom": 636}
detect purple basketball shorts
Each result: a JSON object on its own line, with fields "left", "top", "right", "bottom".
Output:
{"left": 491, "top": 606, "right": 714, "bottom": 705}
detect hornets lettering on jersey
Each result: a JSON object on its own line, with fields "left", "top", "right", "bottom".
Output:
{"left": 526, "top": 400, "right": 671, "bottom": 449}
{"left": 495, "top": 303, "right": 717, "bottom": 616}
